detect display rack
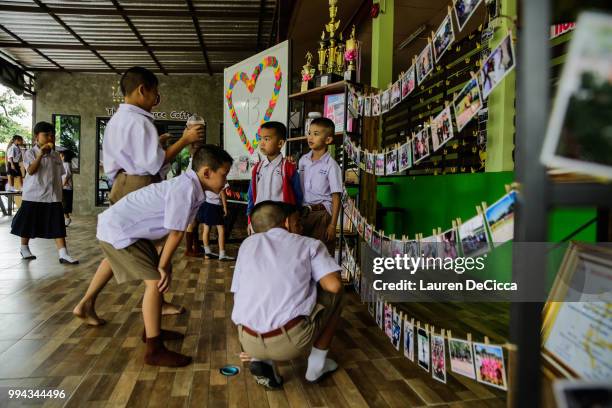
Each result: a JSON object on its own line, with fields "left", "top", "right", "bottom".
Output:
{"left": 288, "top": 80, "right": 363, "bottom": 266}
{"left": 512, "top": 1, "right": 612, "bottom": 407}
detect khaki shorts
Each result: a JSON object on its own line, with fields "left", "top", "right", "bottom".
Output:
{"left": 303, "top": 209, "right": 336, "bottom": 255}
{"left": 238, "top": 289, "right": 344, "bottom": 361}
{"left": 109, "top": 173, "right": 160, "bottom": 205}
{"left": 100, "top": 240, "right": 161, "bottom": 284}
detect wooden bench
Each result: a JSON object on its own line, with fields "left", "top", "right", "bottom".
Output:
{"left": 0, "top": 191, "right": 22, "bottom": 216}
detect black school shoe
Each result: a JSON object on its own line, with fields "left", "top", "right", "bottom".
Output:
{"left": 249, "top": 361, "right": 284, "bottom": 390}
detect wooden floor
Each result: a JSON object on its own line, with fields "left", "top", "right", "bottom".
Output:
{"left": 0, "top": 215, "right": 506, "bottom": 407}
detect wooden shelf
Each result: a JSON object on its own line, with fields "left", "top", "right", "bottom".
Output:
{"left": 289, "top": 81, "right": 350, "bottom": 102}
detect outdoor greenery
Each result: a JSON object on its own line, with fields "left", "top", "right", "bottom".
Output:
{"left": 0, "top": 88, "right": 30, "bottom": 144}
{"left": 54, "top": 114, "right": 81, "bottom": 171}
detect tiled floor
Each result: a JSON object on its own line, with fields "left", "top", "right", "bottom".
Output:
{"left": 0, "top": 215, "right": 506, "bottom": 407}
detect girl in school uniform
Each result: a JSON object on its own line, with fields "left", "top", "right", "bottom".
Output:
{"left": 197, "top": 182, "right": 233, "bottom": 260}
{"left": 59, "top": 150, "right": 73, "bottom": 226}
{"left": 10, "top": 121, "right": 79, "bottom": 264}
{"left": 6, "top": 135, "right": 24, "bottom": 191}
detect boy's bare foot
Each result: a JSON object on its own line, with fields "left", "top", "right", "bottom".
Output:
{"left": 141, "top": 328, "right": 185, "bottom": 343}
{"left": 144, "top": 336, "right": 192, "bottom": 367}
{"left": 73, "top": 301, "right": 107, "bottom": 326}
{"left": 161, "top": 301, "right": 185, "bottom": 316}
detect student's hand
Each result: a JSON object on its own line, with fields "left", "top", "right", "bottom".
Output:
{"left": 223, "top": 207, "right": 228, "bottom": 217}
{"left": 326, "top": 223, "right": 336, "bottom": 242}
{"left": 40, "top": 143, "right": 53, "bottom": 155}
{"left": 239, "top": 352, "right": 252, "bottom": 362}
{"left": 247, "top": 223, "right": 255, "bottom": 235}
{"left": 157, "top": 266, "right": 172, "bottom": 293}
{"left": 182, "top": 125, "right": 205, "bottom": 144}
{"left": 159, "top": 133, "right": 171, "bottom": 145}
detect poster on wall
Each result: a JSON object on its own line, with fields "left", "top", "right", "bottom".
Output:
{"left": 224, "top": 40, "right": 289, "bottom": 180}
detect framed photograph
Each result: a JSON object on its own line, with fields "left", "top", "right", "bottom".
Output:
{"left": 431, "top": 106, "right": 455, "bottom": 152}
{"left": 473, "top": 342, "right": 508, "bottom": 390}
{"left": 391, "top": 80, "right": 402, "bottom": 108}
{"left": 364, "top": 96, "right": 372, "bottom": 117}
{"left": 431, "top": 334, "right": 447, "bottom": 383}
{"left": 405, "top": 240, "right": 420, "bottom": 258}
{"left": 553, "top": 381, "right": 612, "bottom": 408}
{"left": 375, "top": 153, "right": 386, "bottom": 176}
{"left": 372, "top": 93, "right": 381, "bottom": 116}
{"left": 479, "top": 34, "right": 515, "bottom": 99}
{"left": 391, "top": 309, "right": 402, "bottom": 350}
{"left": 453, "top": 0, "right": 484, "bottom": 32}
{"left": 385, "top": 149, "right": 398, "bottom": 175}
{"left": 484, "top": 191, "right": 516, "bottom": 246}
{"left": 381, "top": 89, "right": 391, "bottom": 113}
{"left": 399, "top": 140, "right": 413, "bottom": 172}
{"left": 458, "top": 213, "right": 490, "bottom": 258}
{"left": 417, "top": 327, "right": 431, "bottom": 372}
{"left": 449, "top": 338, "right": 476, "bottom": 379}
{"left": 366, "top": 152, "right": 375, "bottom": 174}
{"left": 403, "top": 318, "right": 415, "bottom": 361}
{"left": 324, "top": 93, "right": 348, "bottom": 133}
{"left": 413, "top": 128, "right": 431, "bottom": 165}
{"left": 364, "top": 223, "right": 373, "bottom": 245}
{"left": 416, "top": 43, "right": 434, "bottom": 86}
{"left": 401, "top": 65, "right": 416, "bottom": 99}
{"left": 541, "top": 12, "right": 612, "bottom": 179}
{"left": 433, "top": 12, "right": 455, "bottom": 63}
{"left": 453, "top": 77, "right": 483, "bottom": 132}
{"left": 372, "top": 229, "right": 382, "bottom": 254}
{"left": 384, "top": 303, "right": 393, "bottom": 339}
{"left": 440, "top": 227, "right": 459, "bottom": 259}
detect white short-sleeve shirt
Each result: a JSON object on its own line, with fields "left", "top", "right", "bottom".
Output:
{"left": 62, "top": 162, "right": 72, "bottom": 190}
{"left": 205, "top": 183, "right": 229, "bottom": 205}
{"left": 7, "top": 144, "right": 22, "bottom": 162}
{"left": 298, "top": 151, "right": 343, "bottom": 214}
{"left": 254, "top": 154, "right": 284, "bottom": 204}
{"left": 22, "top": 146, "right": 65, "bottom": 203}
{"left": 103, "top": 103, "right": 165, "bottom": 181}
{"left": 96, "top": 169, "right": 206, "bottom": 249}
{"left": 231, "top": 228, "right": 340, "bottom": 332}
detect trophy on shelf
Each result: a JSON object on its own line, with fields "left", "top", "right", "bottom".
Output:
{"left": 344, "top": 25, "right": 358, "bottom": 81}
{"left": 301, "top": 52, "right": 316, "bottom": 92}
{"left": 315, "top": 0, "right": 344, "bottom": 87}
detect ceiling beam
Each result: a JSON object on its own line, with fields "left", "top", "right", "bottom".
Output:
{"left": 28, "top": 67, "right": 220, "bottom": 74}
{"left": 32, "top": 0, "right": 119, "bottom": 74}
{"left": 185, "top": 0, "right": 212, "bottom": 76}
{"left": 0, "top": 24, "right": 66, "bottom": 72}
{"left": 340, "top": 0, "right": 371, "bottom": 37}
{"left": 268, "top": 0, "right": 279, "bottom": 48}
{"left": 109, "top": 0, "right": 167, "bottom": 75}
{"left": 0, "top": 42, "right": 254, "bottom": 53}
{"left": 256, "top": 0, "right": 266, "bottom": 51}
{"left": 280, "top": 0, "right": 298, "bottom": 42}
{"left": 0, "top": 4, "right": 273, "bottom": 20}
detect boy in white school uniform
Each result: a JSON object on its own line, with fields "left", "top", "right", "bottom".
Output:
{"left": 96, "top": 145, "right": 232, "bottom": 367}
{"left": 232, "top": 201, "right": 344, "bottom": 389}
{"left": 298, "top": 117, "right": 343, "bottom": 255}
{"left": 74, "top": 67, "right": 204, "bottom": 326}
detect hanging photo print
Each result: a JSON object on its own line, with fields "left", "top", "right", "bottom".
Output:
{"left": 473, "top": 342, "right": 508, "bottom": 390}
{"left": 391, "top": 80, "right": 402, "bottom": 108}
{"left": 440, "top": 227, "right": 459, "bottom": 259}
{"left": 431, "top": 105, "right": 455, "bottom": 151}
{"left": 372, "top": 229, "right": 383, "bottom": 254}
{"left": 385, "top": 149, "right": 398, "bottom": 175}
{"left": 375, "top": 153, "right": 386, "bottom": 176}
{"left": 449, "top": 337, "right": 476, "bottom": 379}
{"left": 417, "top": 327, "right": 431, "bottom": 372}
{"left": 431, "top": 333, "right": 447, "bottom": 383}
{"left": 404, "top": 318, "right": 415, "bottom": 361}
{"left": 381, "top": 236, "right": 392, "bottom": 258}
{"left": 479, "top": 34, "right": 516, "bottom": 99}
{"left": 433, "top": 11, "right": 455, "bottom": 62}
{"left": 384, "top": 303, "right": 393, "bottom": 338}
{"left": 453, "top": 76, "right": 483, "bottom": 132}
{"left": 453, "top": 0, "right": 484, "bottom": 32}
{"left": 358, "top": 95, "right": 365, "bottom": 116}
{"left": 381, "top": 89, "right": 391, "bottom": 113}
{"left": 364, "top": 223, "right": 373, "bottom": 245}
{"left": 402, "top": 65, "right": 416, "bottom": 99}
{"left": 376, "top": 297, "right": 383, "bottom": 328}
{"left": 365, "top": 95, "right": 372, "bottom": 117}
{"left": 391, "top": 309, "right": 402, "bottom": 350}
{"left": 372, "top": 93, "right": 382, "bottom": 116}
{"left": 366, "top": 152, "right": 375, "bottom": 174}
{"left": 413, "top": 128, "right": 432, "bottom": 165}
{"left": 399, "top": 140, "right": 413, "bottom": 172}
{"left": 421, "top": 234, "right": 440, "bottom": 259}
{"left": 357, "top": 215, "right": 365, "bottom": 236}
{"left": 485, "top": 190, "right": 517, "bottom": 246}
{"left": 405, "top": 240, "right": 420, "bottom": 258}
{"left": 458, "top": 213, "right": 490, "bottom": 258}
{"left": 391, "top": 239, "right": 405, "bottom": 257}
{"left": 416, "top": 43, "right": 434, "bottom": 85}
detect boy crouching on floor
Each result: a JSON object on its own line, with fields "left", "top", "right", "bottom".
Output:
{"left": 231, "top": 201, "right": 344, "bottom": 389}
{"left": 96, "top": 145, "right": 232, "bottom": 367}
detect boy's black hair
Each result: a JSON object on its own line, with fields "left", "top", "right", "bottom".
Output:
{"left": 11, "top": 135, "right": 23, "bottom": 142}
{"left": 260, "top": 121, "right": 287, "bottom": 140}
{"left": 310, "top": 117, "right": 336, "bottom": 137}
{"left": 191, "top": 144, "right": 233, "bottom": 172}
{"left": 33, "top": 121, "right": 54, "bottom": 135}
{"left": 60, "top": 150, "right": 74, "bottom": 162}
{"left": 251, "top": 201, "right": 300, "bottom": 233}
{"left": 120, "top": 66, "right": 159, "bottom": 96}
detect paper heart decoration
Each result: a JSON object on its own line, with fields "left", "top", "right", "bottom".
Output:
{"left": 225, "top": 56, "right": 282, "bottom": 154}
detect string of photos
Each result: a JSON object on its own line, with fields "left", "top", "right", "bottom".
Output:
{"left": 344, "top": 29, "right": 515, "bottom": 176}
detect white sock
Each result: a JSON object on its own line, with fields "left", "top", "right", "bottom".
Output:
{"left": 59, "top": 247, "right": 68, "bottom": 258}
{"left": 204, "top": 246, "right": 211, "bottom": 254}
{"left": 20, "top": 245, "right": 33, "bottom": 257}
{"left": 306, "top": 347, "right": 328, "bottom": 381}
{"left": 219, "top": 250, "right": 226, "bottom": 257}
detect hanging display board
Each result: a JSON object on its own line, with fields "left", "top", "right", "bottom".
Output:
{"left": 223, "top": 40, "right": 290, "bottom": 180}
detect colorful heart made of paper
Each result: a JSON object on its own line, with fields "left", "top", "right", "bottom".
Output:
{"left": 225, "top": 56, "right": 283, "bottom": 154}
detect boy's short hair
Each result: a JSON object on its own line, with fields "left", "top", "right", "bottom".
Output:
{"left": 251, "top": 201, "right": 300, "bottom": 233}
{"left": 34, "top": 121, "right": 54, "bottom": 135}
{"left": 192, "top": 144, "right": 233, "bottom": 172}
{"left": 260, "top": 121, "right": 287, "bottom": 141}
{"left": 120, "top": 66, "right": 159, "bottom": 96}
{"left": 310, "top": 117, "right": 336, "bottom": 137}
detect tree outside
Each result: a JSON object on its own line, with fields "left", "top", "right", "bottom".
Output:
{"left": 54, "top": 114, "right": 81, "bottom": 172}
{"left": 0, "top": 87, "right": 30, "bottom": 144}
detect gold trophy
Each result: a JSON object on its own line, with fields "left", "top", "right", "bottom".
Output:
{"left": 301, "top": 52, "right": 315, "bottom": 92}
{"left": 317, "top": 30, "right": 327, "bottom": 75}
{"left": 335, "top": 32, "right": 345, "bottom": 76}
{"left": 345, "top": 25, "right": 358, "bottom": 76}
